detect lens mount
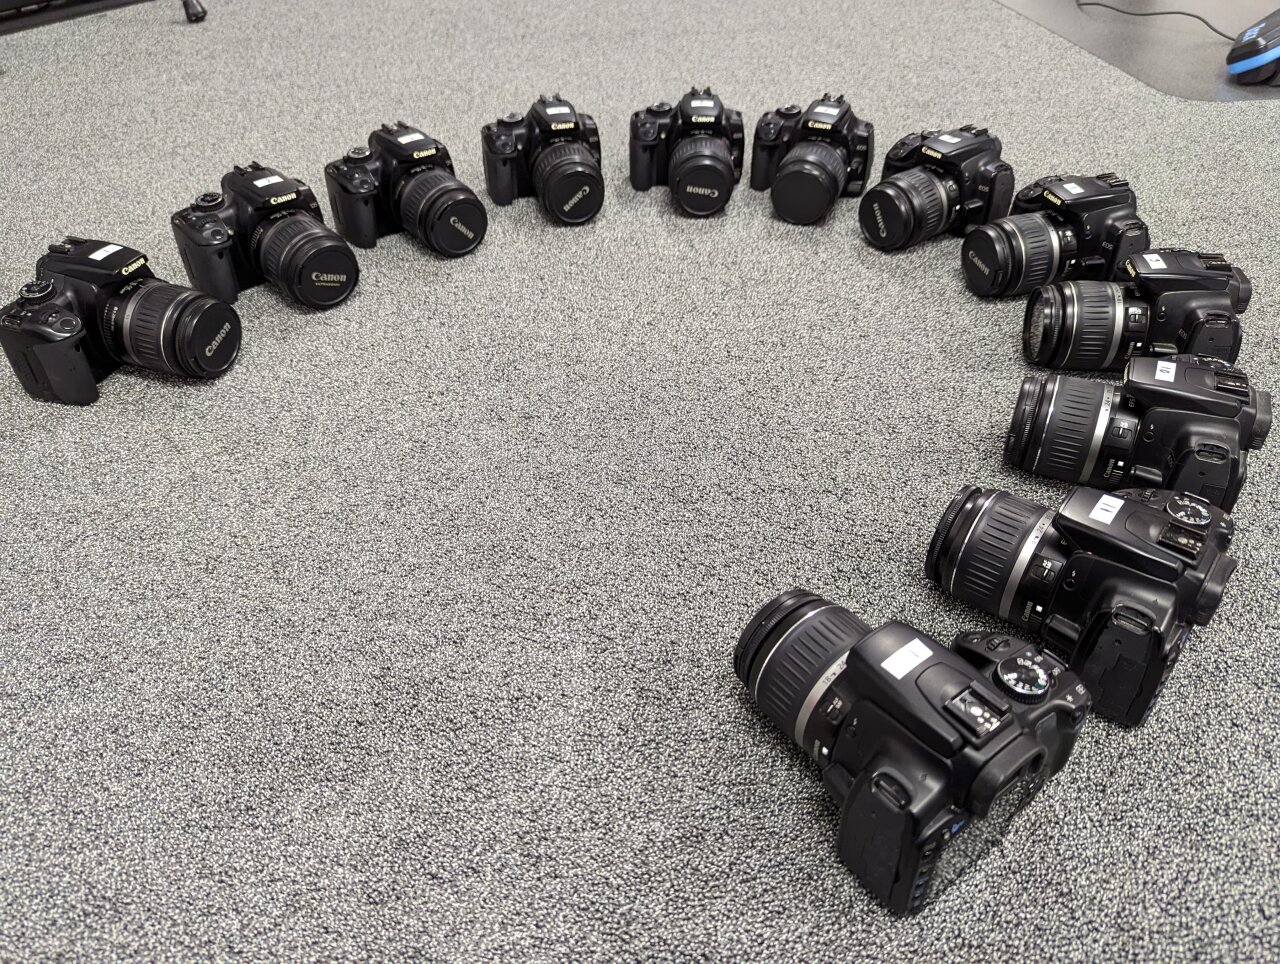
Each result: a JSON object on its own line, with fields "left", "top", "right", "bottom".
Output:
{"left": 668, "top": 135, "right": 735, "bottom": 217}
{"left": 104, "top": 279, "right": 241, "bottom": 379}
{"left": 963, "top": 213, "right": 1064, "bottom": 297}
{"left": 532, "top": 141, "right": 604, "bottom": 225}
{"left": 256, "top": 212, "right": 360, "bottom": 309}
{"left": 399, "top": 169, "right": 488, "bottom": 257}
{"left": 927, "top": 487, "right": 1054, "bottom": 624}
{"left": 771, "top": 141, "right": 848, "bottom": 225}
{"left": 859, "top": 167, "right": 953, "bottom": 250}
{"left": 735, "top": 590, "right": 871, "bottom": 749}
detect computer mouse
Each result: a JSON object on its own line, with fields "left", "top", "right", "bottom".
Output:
{"left": 1227, "top": 9, "right": 1280, "bottom": 84}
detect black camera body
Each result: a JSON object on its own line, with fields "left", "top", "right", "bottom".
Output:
{"left": 481, "top": 95, "right": 604, "bottom": 225}
{"left": 736, "top": 590, "right": 1089, "bottom": 915}
{"left": 1025, "top": 250, "right": 1253, "bottom": 371}
{"left": 629, "top": 88, "right": 745, "bottom": 217}
{"left": 324, "top": 122, "right": 488, "bottom": 257}
{"left": 750, "top": 95, "right": 873, "bottom": 224}
{"left": 1007, "top": 354, "right": 1271, "bottom": 511}
{"left": 0, "top": 237, "right": 241, "bottom": 405}
{"left": 172, "top": 162, "right": 360, "bottom": 310}
{"left": 859, "top": 125, "right": 1014, "bottom": 250}
{"left": 930, "top": 485, "right": 1236, "bottom": 726}
{"left": 963, "top": 172, "right": 1149, "bottom": 297}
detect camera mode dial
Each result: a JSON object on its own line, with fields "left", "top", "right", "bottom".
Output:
{"left": 1167, "top": 494, "right": 1213, "bottom": 528}
{"left": 996, "top": 655, "right": 1052, "bottom": 703}
{"left": 194, "top": 192, "right": 223, "bottom": 210}
{"left": 19, "top": 280, "right": 55, "bottom": 304}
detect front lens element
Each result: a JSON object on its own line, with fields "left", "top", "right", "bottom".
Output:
{"left": 669, "top": 135, "right": 735, "bottom": 217}
{"left": 532, "top": 141, "right": 605, "bottom": 225}
{"left": 105, "top": 279, "right": 241, "bottom": 379}
{"left": 771, "top": 141, "right": 848, "bottom": 225}
{"left": 927, "top": 486, "right": 1053, "bottom": 625}
{"left": 735, "top": 590, "right": 871, "bottom": 748}
{"left": 399, "top": 169, "right": 489, "bottom": 257}
{"left": 257, "top": 212, "right": 360, "bottom": 309}
{"left": 859, "top": 167, "right": 954, "bottom": 250}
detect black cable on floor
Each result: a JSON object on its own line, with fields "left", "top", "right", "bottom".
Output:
{"left": 1074, "top": 0, "right": 1237, "bottom": 42}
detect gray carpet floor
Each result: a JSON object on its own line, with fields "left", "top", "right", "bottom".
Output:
{"left": 1, "top": 0, "right": 1278, "bottom": 959}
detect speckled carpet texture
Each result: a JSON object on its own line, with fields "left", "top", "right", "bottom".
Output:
{"left": 1, "top": 0, "right": 1277, "bottom": 958}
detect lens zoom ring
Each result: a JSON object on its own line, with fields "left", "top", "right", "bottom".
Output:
{"left": 259, "top": 214, "right": 318, "bottom": 285}
{"left": 1066, "top": 282, "right": 1121, "bottom": 369}
{"left": 1005, "top": 213, "right": 1057, "bottom": 293}
{"left": 125, "top": 281, "right": 186, "bottom": 374}
{"left": 755, "top": 607, "right": 866, "bottom": 736}
{"left": 399, "top": 169, "right": 461, "bottom": 233}
{"left": 670, "top": 134, "right": 732, "bottom": 170}
{"left": 891, "top": 168, "right": 947, "bottom": 240}
{"left": 952, "top": 493, "right": 1044, "bottom": 615}
{"left": 532, "top": 141, "right": 595, "bottom": 195}
{"left": 1036, "top": 377, "right": 1107, "bottom": 481}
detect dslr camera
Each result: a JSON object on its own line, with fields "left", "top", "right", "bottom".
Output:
{"left": 1024, "top": 249, "right": 1253, "bottom": 372}
{"left": 172, "top": 162, "right": 360, "bottom": 310}
{"left": 325, "top": 122, "right": 488, "bottom": 257}
{"left": 629, "top": 87, "right": 745, "bottom": 218}
{"left": 859, "top": 125, "right": 1014, "bottom": 250}
{"left": 0, "top": 237, "right": 240, "bottom": 405}
{"left": 481, "top": 95, "right": 604, "bottom": 225}
{"left": 750, "top": 95, "right": 873, "bottom": 224}
{"left": 962, "top": 172, "right": 1149, "bottom": 297}
{"left": 1006, "top": 354, "right": 1271, "bottom": 511}
{"left": 736, "top": 589, "right": 1089, "bottom": 915}
{"left": 929, "top": 485, "right": 1236, "bottom": 726}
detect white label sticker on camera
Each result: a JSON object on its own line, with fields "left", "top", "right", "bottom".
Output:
{"left": 253, "top": 175, "right": 283, "bottom": 188}
{"left": 397, "top": 131, "right": 425, "bottom": 145}
{"left": 1156, "top": 360, "right": 1178, "bottom": 382}
{"left": 690, "top": 99, "right": 715, "bottom": 108}
{"left": 813, "top": 104, "right": 841, "bottom": 116}
{"left": 1143, "top": 252, "right": 1167, "bottom": 270}
{"left": 881, "top": 638, "right": 932, "bottom": 680}
{"left": 88, "top": 243, "right": 122, "bottom": 261}
{"left": 545, "top": 106, "right": 571, "bottom": 115}
{"left": 1089, "top": 494, "right": 1126, "bottom": 524}
{"left": 937, "top": 133, "right": 961, "bottom": 143}
{"left": 1061, "top": 182, "right": 1085, "bottom": 195}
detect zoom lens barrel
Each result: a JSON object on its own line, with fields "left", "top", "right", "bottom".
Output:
{"left": 926, "top": 486, "right": 1053, "bottom": 625}
{"left": 532, "top": 142, "right": 605, "bottom": 224}
{"left": 735, "top": 590, "right": 871, "bottom": 747}
{"left": 1024, "top": 282, "right": 1131, "bottom": 371}
{"left": 669, "top": 135, "right": 736, "bottom": 217}
{"left": 963, "top": 213, "right": 1076, "bottom": 297}
{"left": 256, "top": 212, "right": 360, "bottom": 309}
{"left": 859, "top": 167, "right": 957, "bottom": 250}
{"left": 771, "top": 141, "right": 848, "bottom": 225}
{"left": 104, "top": 279, "right": 241, "bottom": 379}
{"left": 1005, "top": 374, "right": 1114, "bottom": 483}
{"left": 398, "top": 169, "right": 489, "bottom": 257}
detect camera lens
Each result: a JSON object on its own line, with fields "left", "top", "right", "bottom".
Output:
{"left": 859, "top": 167, "right": 956, "bottom": 250}
{"left": 735, "top": 589, "right": 871, "bottom": 748}
{"left": 1024, "top": 282, "right": 1128, "bottom": 371}
{"left": 771, "top": 141, "right": 848, "bottom": 225}
{"left": 1005, "top": 374, "right": 1114, "bottom": 483}
{"left": 398, "top": 169, "right": 489, "bottom": 257}
{"left": 668, "top": 135, "right": 735, "bottom": 217}
{"left": 532, "top": 142, "right": 605, "bottom": 225}
{"left": 927, "top": 486, "right": 1054, "bottom": 624}
{"left": 256, "top": 212, "right": 360, "bottom": 309}
{"left": 963, "top": 213, "right": 1073, "bottom": 297}
{"left": 104, "top": 279, "right": 241, "bottom": 379}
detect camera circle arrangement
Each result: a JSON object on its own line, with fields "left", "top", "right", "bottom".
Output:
{"left": 1, "top": 87, "right": 1268, "bottom": 917}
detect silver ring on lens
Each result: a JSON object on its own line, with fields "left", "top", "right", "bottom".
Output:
{"left": 998, "top": 510, "right": 1054, "bottom": 621}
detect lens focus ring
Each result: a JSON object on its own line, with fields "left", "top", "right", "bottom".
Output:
{"left": 122, "top": 281, "right": 199, "bottom": 374}
{"left": 943, "top": 490, "right": 1048, "bottom": 619}
{"left": 1062, "top": 282, "right": 1125, "bottom": 370}
{"left": 1027, "top": 376, "right": 1110, "bottom": 482}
